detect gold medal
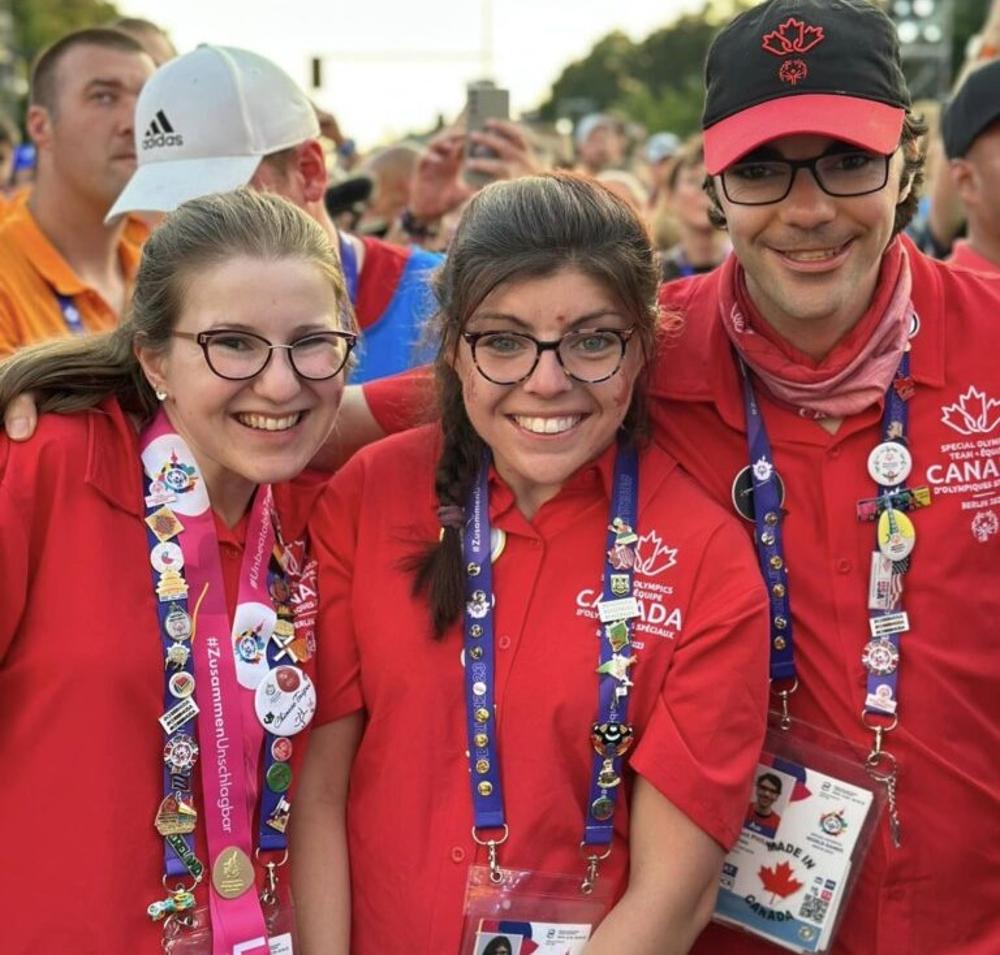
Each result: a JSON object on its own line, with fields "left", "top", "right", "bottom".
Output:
{"left": 211, "top": 846, "right": 255, "bottom": 899}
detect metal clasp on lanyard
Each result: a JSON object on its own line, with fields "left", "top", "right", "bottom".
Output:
{"left": 472, "top": 824, "right": 509, "bottom": 884}
{"left": 256, "top": 847, "right": 289, "bottom": 908}
{"left": 861, "top": 710, "right": 902, "bottom": 847}
{"left": 770, "top": 677, "right": 799, "bottom": 730}
{"left": 579, "top": 842, "right": 613, "bottom": 895}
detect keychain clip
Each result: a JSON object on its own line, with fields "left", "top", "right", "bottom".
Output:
{"left": 472, "top": 824, "right": 509, "bottom": 884}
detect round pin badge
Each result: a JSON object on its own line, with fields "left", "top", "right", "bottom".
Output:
{"left": 271, "top": 737, "right": 293, "bottom": 762}
{"left": 254, "top": 665, "right": 316, "bottom": 736}
{"left": 590, "top": 796, "right": 615, "bottom": 821}
{"left": 168, "top": 671, "right": 196, "bottom": 699}
{"left": 867, "top": 442, "right": 912, "bottom": 487}
{"left": 862, "top": 637, "right": 899, "bottom": 675}
{"left": 163, "top": 733, "right": 199, "bottom": 772}
{"left": 266, "top": 761, "right": 293, "bottom": 793}
{"left": 490, "top": 528, "right": 506, "bottom": 562}
{"left": 150, "top": 541, "right": 185, "bottom": 574}
{"left": 877, "top": 509, "right": 916, "bottom": 561}
{"left": 731, "top": 465, "right": 786, "bottom": 523}
{"left": 164, "top": 608, "right": 192, "bottom": 641}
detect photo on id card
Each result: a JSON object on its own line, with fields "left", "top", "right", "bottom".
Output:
{"left": 460, "top": 865, "right": 609, "bottom": 955}
{"left": 473, "top": 921, "right": 592, "bottom": 954}
{"left": 712, "top": 755, "right": 875, "bottom": 953}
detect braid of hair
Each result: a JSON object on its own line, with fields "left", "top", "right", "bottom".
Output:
{"left": 410, "top": 365, "right": 485, "bottom": 637}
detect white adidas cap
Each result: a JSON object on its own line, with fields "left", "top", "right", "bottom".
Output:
{"left": 107, "top": 45, "right": 319, "bottom": 221}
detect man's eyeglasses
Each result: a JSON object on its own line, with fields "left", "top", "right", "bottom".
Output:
{"left": 461, "top": 327, "right": 636, "bottom": 385}
{"left": 173, "top": 329, "right": 357, "bottom": 381}
{"left": 721, "top": 149, "right": 893, "bottom": 206}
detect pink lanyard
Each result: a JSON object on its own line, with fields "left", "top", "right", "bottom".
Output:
{"left": 141, "top": 410, "right": 273, "bottom": 955}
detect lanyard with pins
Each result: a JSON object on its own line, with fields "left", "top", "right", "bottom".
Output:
{"left": 461, "top": 438, "right": 641, "bottom": 892}
{"left": 737, "top": 344, "right": 924, "bottom": 850}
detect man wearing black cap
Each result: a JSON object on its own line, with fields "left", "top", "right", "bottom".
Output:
{"left": 941, "top": 59, "right": 1000, "bottom": 273}
{"left": 657, "top": 2, "right": 1000, "bottom": 953}
{"left": 335, "top": 1, "right": 1000, "bottom": 952}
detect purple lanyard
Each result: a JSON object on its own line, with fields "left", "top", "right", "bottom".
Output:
{"left": 862, "top": 350, "right": 911, "bottom": 720}
{"left": 738, "top": 350, "right": 915, "bottom": 846}
{"left": 55, "top": 292, "right": 85, "bottom": 334}
{"left": 737, "top": 359, "right": 795, "bottom": 684}
{"left": 337, "top": 233, "right": 359, "bottom": 305}
{"left": 462, "top": 440, "right": 640, "bottom": 888}
{"left": 737, "top": 353, "right": 911, "bottom": 690}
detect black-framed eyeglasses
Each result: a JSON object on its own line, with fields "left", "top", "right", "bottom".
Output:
{"left": 461, "top": 327, "right": 637, "bottom": 385}
{"left": 173, "top": 329, "right": 357, "bottom": 381}
{"left": 720, "top": 149, "right": 894, "bottom": 206}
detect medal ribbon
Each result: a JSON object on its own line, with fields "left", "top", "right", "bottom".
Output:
{"left": 737, "top": 358, "right": 795, "bottom": 682}
{"left": 462, "top": 439, "right": 640, "bottom": 850}
{"left": 141, "top": 410, "right": 271, "bottom": 955}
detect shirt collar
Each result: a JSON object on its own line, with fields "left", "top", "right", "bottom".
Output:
{"left": 653, "top": 237, "right": 946, "bottom": 429}
{"left": 6, "top": 203, "right": 141, "bottom": 297}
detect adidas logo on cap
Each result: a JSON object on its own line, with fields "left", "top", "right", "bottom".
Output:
{"left": 142, "top": 110, "right": 184, "bottom": 150}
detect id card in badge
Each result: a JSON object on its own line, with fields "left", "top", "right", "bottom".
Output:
{"left": 163, "top": 894, "right": 297, "bottom": 954}
{"left": 460, "top": 866, "right": 613, "bottom": 955}
{"left": 711, "top": 724, "right": 881, "bottom": 953}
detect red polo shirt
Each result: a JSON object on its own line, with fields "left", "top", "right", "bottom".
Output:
{"left": 947, "top": 239, "right": 1000, "bottom": 276}
{"left": 0, "top": 401, "right": 323, "bottom": 953}
{"left": 311, "top": 426, "right": 769, "bottom": 954}
{"left": 359, "top": 241, "right": 1000, "bottom": 953}
{"left": 654, "top": 243, "right": 1000, "bottom": 955}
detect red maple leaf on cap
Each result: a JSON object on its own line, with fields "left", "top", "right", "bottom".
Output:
{"left": 758, "top": 860, "right": 805, "bottom": 903}
{"left": 762, "top": 17, "right": 825, "bottom": 56}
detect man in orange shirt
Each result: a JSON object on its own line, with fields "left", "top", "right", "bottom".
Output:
{"left": 0, "top": 28, "right": 154, "bottom": 355}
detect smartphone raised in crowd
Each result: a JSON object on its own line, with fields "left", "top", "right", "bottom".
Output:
{"left": 465, "top": 83, "right": 510, "bottom": 188}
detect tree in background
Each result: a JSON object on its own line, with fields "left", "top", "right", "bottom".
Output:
{"left": 12, "top": 0, "right": 121, "bottom": 66}
{"left": 539, "top": 0, "right": 983, "bottom": 138}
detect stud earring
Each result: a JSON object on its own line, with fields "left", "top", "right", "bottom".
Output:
{"left": 155, "top": 388, "right": 168, "bottom": 401}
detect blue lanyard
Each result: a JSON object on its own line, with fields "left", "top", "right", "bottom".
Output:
{"left": 737, "top": 359, "right": 795, "bottom": 683}
{"left": 462, "top": 439, "right": 641, "bottom": 887}
{"left": 737, "top": 352, "right": 914, "bottom": 696}
{"left": 862, "top": 350, "right": 912, "bottom": 721}
{"left": 738, "top": 348, "right": 919, "bottom": 846}
{"left": 55, "top": 292, "right": 85, "bottom": 334}
{"left": 338, "top": 233, "right": 359, "bottom": 305}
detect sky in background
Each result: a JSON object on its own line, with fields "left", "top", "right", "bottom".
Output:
{"left": 119, "top": 0, "right": 705, "bottom": 148}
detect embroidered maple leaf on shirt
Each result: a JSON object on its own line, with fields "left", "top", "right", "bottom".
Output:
{"left": 758, "top": 860, "right": 805, "bottom": 903}
{"left": 761, "top": 17, "right": 825, "bottom": 56}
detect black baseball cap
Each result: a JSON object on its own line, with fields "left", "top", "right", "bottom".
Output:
{"left": 941, "top": 59, "right": 1000, "bottom": 159}
{"left": 702, "top": 0, "right": 910, "bottom": 174}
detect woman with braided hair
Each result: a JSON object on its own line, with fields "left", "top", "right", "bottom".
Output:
{"left": 294, "top": 173, "right": 770, "bottom": 954}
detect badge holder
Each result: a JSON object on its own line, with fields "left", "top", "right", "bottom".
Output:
{"left": 460, "top": 865, "right": 613, "bottom": 955}
{"left": 711, "top": 715, "right": 884, "bottom": 953}
{"left": 162, "top": 873, "right": 296, "bottom": 954}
